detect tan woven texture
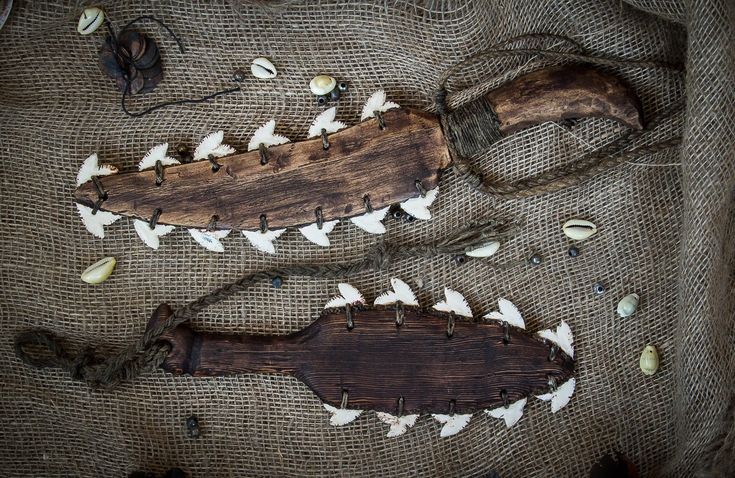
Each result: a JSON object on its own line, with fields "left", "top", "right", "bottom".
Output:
{"left": 1, "top": 0, "right": 732, "bottom": 476}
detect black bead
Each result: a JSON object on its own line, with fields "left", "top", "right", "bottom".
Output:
{"left": 404, "top": 214, "right": 415, "bottom": 223}
{"left": 271, "top": 276, "right": 283, "bottom": 289}
{"left": 452, "top": 255, "right": 466, "bottom": 265}
{"left": 231, "top": 69, "right": 246, "bottom": 82}
{"left": 391, "top": 209, "right": 403, "bottom": 220}
{"left": 186, "top": 415, "right": 200, "bottom": 439}
{"left": 329, "top": 88, "right": 341, "bottom": 101}
{"left": 529, "top": 253, "right": 543, "bottom": 265}
{"left": 316, "top": 94, "right": 329, "bottom": 105}
{"left": 164, "top": 468, "right": 187, "bottom": 478}
{"left": 593, "top": 282, "right": 606, "bottom": 295}
{"left": 338, "top": 81, "right": 348, "bottom": 92}
{"left": 568, "top": 246, "right": 580, "bottom": 257}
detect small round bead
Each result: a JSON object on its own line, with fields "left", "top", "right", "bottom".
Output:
{"left": 271, "top": 276, "right": 283, "bottom": 289}
{"left": 231, "top": 69, "right": 246, "bottom": 82}
{"left": 404, "top": 214, "right": 415, "bottom": 223}
{"left": 391, "top": 209, "right": 403, "bottom": 220}
{"left": 186, "top": 415, "right": 198, "bottom": 430}
{"left": 329, "top": 88, "right": 341, "bottom": 101}
{"left": 316, "top": 94, "right": 329, "bottom": 105}
{"left": 452, "top": 255, "right": 466, "bottom": 265}
{"left": 338, "top": 81, "right": 348, "bottom": 92}
{"left": 593, "top": 282, "right": 606, "bottom": 295}
{"left": 529, "top": 253, "right": 543, "bottom": 265}
{"left": 568, "top": 246, "right": 580, "bottom": 257}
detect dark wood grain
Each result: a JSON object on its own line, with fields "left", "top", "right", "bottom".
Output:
{"left": 149, "top": 304, "right": 575, "bottom": 414}
{"left": 74, "top": 109, "right": 450, "bottom": 230}
{"left": 485, "top": 64, "right": 643, "bottom": 134}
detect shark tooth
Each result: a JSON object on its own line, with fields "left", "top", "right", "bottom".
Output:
{"left": 399, "top": 187, "right": 438, "bottom": 220}
{"left": 466, "top": 241, "right": 500, "bottom": 258}
{"left": 431, "top": 414, "right": 472, "bottom": 438}
{"left": 241, "top": 228, "right": 287, "bottom": 254}
{"left": 323, "top": 403, "right": 362, "bottom": 426}
{"left": 298, "top": 220, "right": 339, "bottom": 247}
{"left": 324, "top": 283, "right": 365, "bottom": 309}
{"left": 133, "top": 219, "right": 175, "bottom": 250}
{"left": 138, "top": 143, "right": 180, "bottom": 171}
{"left": 247, "top": 120, "right": 290, "bottom": 151}
{"left": 188, "top": 229, "right": 231, "bottom": 253}
{"left": 360, "top": 90, "right": 400, "bottom": 121}
{"left": 376, "top": 412, "right": 419, "bottom": 438}
{"left": 76, "top": 153, "right": 118, "bottom": 186}
{"left": 433, "top": 288, "right": 473, "bottom": 318}
{"left": 483, "top": 298, "right": 526, "bottom": 329}
{"left": 350, "top": 207, "right": 389, "bottom": 235}
{"left": 484, "top": 398, "right": 527, "bottom": 428}
{"left": 374, "top": 278, "right": 418, "bottom": 306}
{"left": 537, "top": 320, "right": 574, "bottom": 357}
{"left": 536, "top": 378, "right": 576, "bottom": 413}
{"left": 76, "top": 203, "right": 121, "bottom": 239}
{"left": 307, "top": 107, "right": 346, "bottom": 138}
{"left": 193, "top": 131, "right": 235, "bottom": 161}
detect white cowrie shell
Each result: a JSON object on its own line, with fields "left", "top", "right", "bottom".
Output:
{"left": 81, "top": 257, "right": 116, "bottom": 284}
{"left": 251, "top": 57, "right": 277, "bottom": 79}
{"left": 639, "top": 345, "right": 659, "bottom": 376}
{"left": 562, "top": 218, "right": 598, "bottom": 241}
{"left": 617, "top": 293, "right": 639, "bottom": 317}
{"left": 466, "top": 241, "right": 500, "bottom": 258}
{"left": 310, "top": 75, "right": 336, "bottom": 95}
{"left": 77, "top": 7, "right": 105, "bottom": 35}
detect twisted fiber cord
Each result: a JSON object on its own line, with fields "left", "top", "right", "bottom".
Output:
{"left": 14, "top": 220, "right": 517, "bottom": 386}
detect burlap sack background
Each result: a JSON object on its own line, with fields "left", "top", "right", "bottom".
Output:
{"left": 1, "top": 0, "right": 732, "bottom": 476}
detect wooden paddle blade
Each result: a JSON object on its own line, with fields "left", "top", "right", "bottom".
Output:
{"left": 485, "top": 64, "right": 643, "bottom": 134}
{"left": 151, "top": 306, "right": 574, "bottom": 415}
{"left": 74, "top": 109, "right": 450, "bottom": 230}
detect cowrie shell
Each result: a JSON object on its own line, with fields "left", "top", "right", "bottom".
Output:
{"left": 310, "top": 75, "right": 336, "bottom": 95}
{"left": 617, "top": 293, "right": 639, "bottom": 317}
{"left": 77, "top": 7, "right": 105, "bottom": 35}
{"left": 639, "top": 345, "right": 659, "bottom": 376}
{"left": 562, "top": 218, "right": 598, "bottom": 241}
{"left": 466, "top": 241, "right": 500, "bottom": 258}
{"left": 81, "top": 257, "right": 116, "bottom": 284}
{"left": 251, "top": 57, "right": 277, "bottom": 79}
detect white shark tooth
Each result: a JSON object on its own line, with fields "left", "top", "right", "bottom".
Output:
{"left": 193, "top": 131, "right": 235, "bottom": 161}
{"left": 376, "top": 412, "right": 419, "bottom": 438}
{"left": 466, "top": 241, "right": 500, "bottom": 258}
{"left": 537, "top": 320, "right": 574, "bottom": 357}
{"left": 485, "top": 398, "right": 527, "bottom": 428}
{"left": 247, "top": 120, "right": 290, "bottom": 151}
{"left": 374, "top": 278, "right": 419, "bottom": 306}
{"left": 431, "top": 414, "right": 472, "bottom": 438}
{"left": 433, "top": 288, "right": 473, "bottom": 318}
{"left": 76, "top": 153, "right": 118, "bottom": 186}
{"left": 133, "top": 219, "right": 175, "bottom": 250}
{"left": 323, "top": 403, "right": 362, "bottom": 426}
{"left": 76, "top": 203, "right": 121, "bottom": 239}
{"left": 298, "top": 220, "right": 339, "bottom": 247}
{"left": 350, "top": 206, "right": 389, "bottom": 234}
{"left": 536, "top": 378, "right": 576, "bottom": 413}
{"left": 484, "top": 298, "right": 525, "bottom": 329}
{"left": 360, "top": 90, "right": 401, "bottom": 121}
{"left": 399, "top": 187, "right": 438, "bottom": 220}
{"left": 307, "top": 107, "right": 346, "bottom": 138}
{"left": 138, "top": 143, "right": 180, "bottom": 171}
{"left": 188, "top": 229, "right": 231, "bottom": 253}
{"left": 241, "top": 228, "right": 286, "bottom": 254}
{"left": 324, "top": 283, "right": 365, "bottom": 309}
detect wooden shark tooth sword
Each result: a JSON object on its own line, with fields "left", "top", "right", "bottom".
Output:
{"left": 148, "top": 279, "right": 577, "bottom": 438}
{"left": 73, "top": 64, "right": 642, "bottom": 253}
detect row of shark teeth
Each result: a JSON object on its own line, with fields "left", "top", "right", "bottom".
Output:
{"left": 320, "top": 279, "right": 576, "bottom": 437}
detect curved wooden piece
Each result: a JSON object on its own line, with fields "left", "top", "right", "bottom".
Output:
{"left": 485, "top": 64, "right": 643, "bottom": 134}
{"left": 149, "top": 304, "right": 574, "bottom": 415}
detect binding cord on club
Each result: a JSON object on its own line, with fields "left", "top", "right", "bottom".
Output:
{"left": 14, "top": 219, "right": 519, "bottom": 387}
{"left": 434, "top": 33, "right": 686, "bottom": 199}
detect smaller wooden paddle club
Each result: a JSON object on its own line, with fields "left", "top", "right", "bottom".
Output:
{"left": 149, "top": 279, "right": 576, "bottom": 437}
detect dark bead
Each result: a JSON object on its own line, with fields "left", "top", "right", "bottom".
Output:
{"left": 316, "top": 94, "right": 329, "bottom": 105}
{"left": 186, "top": 415, "right": 200, "bottom": 439}
{"left": 391, "top": 209, "right": 403, "bottom": 220}
{"left": 452, "top": 255, "right": 466, "bottom": 265}
{"left": 404, "top": 214, "right": 415, "bottom": 223}
{"left": 164, "top": 468, "right": 187, "bottom": 478}
{"left": 593, "top": 282, "right": 606, "bottom": 295}
{"left": 568, "top": 246, "right": 580, "bottom": 257}
{"left": 231, "top": 69, "right": 246, "bottom": 82}
{"left": 329, "top": 88, "right": 341, "bottom": 101}
{"left": 338, "top": 81, "right": 348, "bottom": 92}
{"left": 271, "top": 276, "right": 283, "bottom": 289}
{"left": 529, "top": 253, "right": 543, "bottom": 265}
{"left": 176, "top": 144, "right": 192, "bottom": 163}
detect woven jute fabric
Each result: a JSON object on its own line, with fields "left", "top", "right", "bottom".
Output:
{"left": 1, "top": 0, "right": 732, "bottom": 476}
